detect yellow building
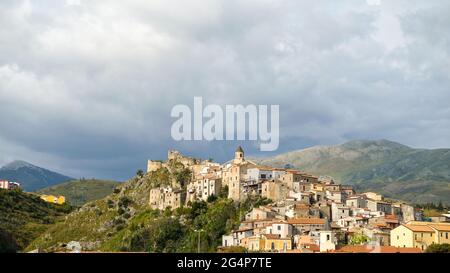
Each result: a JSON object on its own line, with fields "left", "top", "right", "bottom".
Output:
{"left": 40, "top": 195, "right": 66, "bottom": 205}
{"left": 390, "top": 222, "right": 450, "bottom": 251}
{"left": 245, "top": 234, "right": 292, "bottom": 252}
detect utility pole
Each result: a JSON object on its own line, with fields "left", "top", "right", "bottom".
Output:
{"left": 194, "top": 229, "right": 204, "bottom": 253}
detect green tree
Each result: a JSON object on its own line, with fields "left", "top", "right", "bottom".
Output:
{"left": 136, "top": 169, "right": 144, "bottom": 178}
{"left": 207, "top": 194, "right": 218, "bottom": 203}
{"left": 348, "top": 233, "right": 370, "bottom": 245}
{"left": 425, "top": 243, "right": 450, "bottom": 253}
{"left": 175, "top": 168, "right": 192, "bottom": 187}
{"left": 219, "top": 185, "right": 229, "bottom": 198}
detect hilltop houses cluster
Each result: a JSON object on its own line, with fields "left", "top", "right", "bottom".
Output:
{"left": 0, "top": 180, "right": 21, "bottom": 190}
{"left": 147, "top": 147, "right": 449, "bottom": 253}
{"left": 1, "top": 179, "right": 66, "bottom": 205}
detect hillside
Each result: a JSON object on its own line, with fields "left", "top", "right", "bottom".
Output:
{"left": 37, "top": 179, "right": 122, "bottom": 207}
{"left": 0, "top": 189, "right": 72, "bottom": 253}
{"left": 257, "top": 139, "right": 450, "bottom": 204}
{"left": 0, "top": 161, "right": 73, "bottom": 191}
{"left": 27, "top": 161, "right": 265, "bottom": 253}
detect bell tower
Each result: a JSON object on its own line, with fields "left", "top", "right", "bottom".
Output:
{"left": 234, "top": 146, "right": 245, "bottom": 164}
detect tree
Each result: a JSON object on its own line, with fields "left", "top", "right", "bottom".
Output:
{"left": 425, "top": 243, "right": 450, "bottom": 253}
{"left": 219, "top": 185, "right": 229, "bottom": 198}
{"left": 348, "top": 233, "right": 370, "bottom": 245}
{"left": 136, "top": 169, "right": 144, "bottom": 178}
{"left": 218, "top": 246, "right": 247, "bottom": 253}
{"left": 175, "top": 168, "right": 192, "bottom": 187}
{"left": 207, "top": 194, "right": 218, "bottom": 203}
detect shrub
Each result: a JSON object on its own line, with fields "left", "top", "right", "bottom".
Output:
{"left": 425, "top": 243, "right": 450, "bottom": 253}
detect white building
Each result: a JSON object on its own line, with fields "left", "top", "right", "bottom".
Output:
{"left": 331, "top": 202, "right": 351, "bottom": 221}
{"left": 266, "top": 221, "right": 293, "bottom": 238}
{"left": 0, "top": 180, "right": 20, "bottom": 190}
{"left": 319, "top": 231, "right": 337, "bottom": 252}
{"left": 187, "top": 175, "right": 222, "bottom": 201}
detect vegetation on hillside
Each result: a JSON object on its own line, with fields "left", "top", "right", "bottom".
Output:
{"left": 27, "top": 161, "right": 271, "bottom": 253}
{"left": 425, "top": 243, "right": 450, "bottom": 253}
{"left": 0, "top": 189, "right": 72, "bottom": 253}
{"left": 415, "top": 202, "right": 449, "bottom": 218}
{"left": 36, "top": 179, "right": 121, "bottom": 207}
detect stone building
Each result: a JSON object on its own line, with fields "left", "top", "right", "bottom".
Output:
{"left": 261, "top": 180, "right": 289, "bottom": 202}
{"left": 149, "top": 186, "right": 186, "bottom": 210}
{"left": 186, "top": 174, "right": 222, "bottom": 202}
{"left": 222, "top": 146, "right": 257, "bottom": 201}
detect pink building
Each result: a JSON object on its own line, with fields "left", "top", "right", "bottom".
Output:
{"left": 0, "top": 180, "right": 21, "bottom": 190}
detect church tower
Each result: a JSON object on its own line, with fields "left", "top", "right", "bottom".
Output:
{"left": 234, "top": 146, "right": 245, "bottom": 164}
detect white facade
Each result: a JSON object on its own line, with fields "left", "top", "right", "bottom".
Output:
{"left": 266, "top": 222, "right": 293, "bottom": 238}
{"left": 0, "top": 180, "right": 20, "bottom": 190}
{"left": 331, "top": 202, "right": 351, "bottom": 221}
{"left": 319, "top": 231, "right": 337, "bottom": 252}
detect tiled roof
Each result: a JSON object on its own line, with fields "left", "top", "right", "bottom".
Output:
{"left": 404, "top": 225, "right": 435, "bottom": 232}
{"left": 429, "top": 224, "right": 450, "bottom": 232}
{"left": 287, "top": 218, "right": 326, "bottom": 225}
{"left": 262, "top": 234, "right": 283, "bottom": 240}
{"left": 300, "top": 244, "right": 320, "bottom": 252}
{"left": 335, "top": 245, "right": 421, "bottom": 253}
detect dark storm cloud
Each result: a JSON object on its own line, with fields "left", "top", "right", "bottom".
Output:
{"left": 1, "top": 0, "right": 450, "bottom": 180}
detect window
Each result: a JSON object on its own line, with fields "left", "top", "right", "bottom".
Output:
{"left": 271, "top": 242, "right": 275, "bottom": 250}
{"left": 277, "top": 225, "right": 281, "bottom": 231}
{"left": 447, "top": 233, "right": 449, "bottom": 239}
{"left": 327, "top": 235, "right": 330, "bottom": 241}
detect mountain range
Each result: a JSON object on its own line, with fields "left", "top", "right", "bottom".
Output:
{"left": 2, "top": 139, "right": 450, "bottom": 204}
{"left": 256, "top": 139, "right": 450, "bottom": 204}
{"left": 0, "top": 161, "right": 73, "bottom": 192}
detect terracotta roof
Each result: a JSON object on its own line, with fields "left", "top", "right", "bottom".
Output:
{"left": 294, "top": 203, "right": 310, "bottom": 209}
{"left": 287, "top": 218, "right": 326, "bottom": 225}
{"left": 429, "top": 224, "right": 450, "bottom": 232}
{"left": 385, "top": 219, "right": 400, "bottom": 224}
{"left": 404, "top": 225, "right": 435, "bottom": 233}
{"left": 335, "top": 245, "right": 421, "bottom": 253}
{"left": 300, "top": 243, "right": 320, "bottom": 252}
{"left": 241, "top": 219, "right": 273, "bottom": 223}
{"left": 262, "top": 234, "right": 283, "bottom": 240}
{"left": 234, "top": 228, "right": 254, "bottom": 233}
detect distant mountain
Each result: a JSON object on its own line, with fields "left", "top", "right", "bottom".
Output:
{"left": 0, "top": 161, "right": 73, "bottom": 192}
{"left": 256, "top": 140, "right": 450, "bottom": 204}
{"left": 37, "top": 179, "right": 122, "bottom": 207}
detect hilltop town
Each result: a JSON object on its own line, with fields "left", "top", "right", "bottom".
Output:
{"left": 147, "top": 147, "right": 450, "bottom": 253}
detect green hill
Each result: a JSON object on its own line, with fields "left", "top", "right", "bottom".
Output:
{"left": 36, "top": 179, "right": 122, "bottom": 207}
{"left": 257, "top": 139, "right": 450, "bottom": 204}
{"left": 0, "top": 189, "right": 72, "bottom": 253}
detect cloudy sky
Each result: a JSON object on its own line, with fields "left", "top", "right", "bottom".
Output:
{"left": 1, "top": 0, "right": 450, "bottom": 181}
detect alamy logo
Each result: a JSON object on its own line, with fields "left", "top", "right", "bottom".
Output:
{"left": 171, "top": 97, "right": 279, "bottom": 151}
